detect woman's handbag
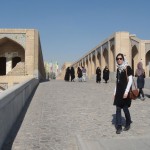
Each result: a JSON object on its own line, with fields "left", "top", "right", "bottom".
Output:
{"left": 126, "top": 68, "right": 139, "bottom": 100}
{"left": 129, "top": 89, "right": 139, "bottom": 100}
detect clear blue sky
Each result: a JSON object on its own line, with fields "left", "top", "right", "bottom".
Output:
{"left": 1, "top": 0, "right": 150, "bottom": 67}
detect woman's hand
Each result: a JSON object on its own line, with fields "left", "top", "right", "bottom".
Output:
{"left": 123, "top": 93, "right": 128, "bottom": 99}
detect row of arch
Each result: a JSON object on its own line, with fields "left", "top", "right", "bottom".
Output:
{"left": 73, "top": 43, "right": 150, "bottom": 78}
{"left": 132, "top": 45, "right": 150, "bottom": 76}
{"left": 73, "top": 43, "right": 115, "bottom": 79}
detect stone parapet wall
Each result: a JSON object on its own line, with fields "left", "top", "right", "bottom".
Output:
{"left": 0, "top": 76, "right": 33, "bottom": 89}
{"left": 0, "top": 78, "right": 39, "bottom": 149}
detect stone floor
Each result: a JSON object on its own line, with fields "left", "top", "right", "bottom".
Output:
{"left": 2, "top": 80, "right": 150, "bottom": 150}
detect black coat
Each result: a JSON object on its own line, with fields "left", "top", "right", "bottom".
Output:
{"left": 70, "top": 67, "right": 75, "bottom": 80}
{"left": 77, "top": 68, "right": 82, "bottom": 78}
{"left": 64, "top": 67, "right": 70, "bottom": 81}
{"left": 103, "top": 68, "right": 109, "bottom": 81}
{"left": 96, "top": 68, "right": 101, "bottom": 82}
{"left": 113, "top": 66, "right": 132, "bottom": 108}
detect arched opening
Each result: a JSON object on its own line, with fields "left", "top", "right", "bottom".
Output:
{"left": 146, "top": 50, "right": 150, "bottom": 77}
{"left": 92, "top": 55, "right": 96, "bottom": 75}
{"left": 132, "top": 45, "right": 139, "bottom": 75}
{"left": 0, "top": 57, "right": 6, "bottom": 75}
{"left": 86, "top": 58, "right": 88, "bottom": 76}
{"left": 83, "top": 61, "right": 85, "bottom": 67}
{"left": 0, "top": 37, "right": 25, "bottom": 75}
{"left": 103, "top": 48, "right": 108, "bottom": 67}
{"left": 89, "top": 56, "right": 92, "bottom": 79}
{"left": 97, "top": 52, "right": 101, "bottom": 68}
{"left": 12, "top": 57, "right": 21, "bottom": 68}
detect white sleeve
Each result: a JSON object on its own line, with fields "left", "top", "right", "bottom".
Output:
{"left": 125, "top": 75, "right": 133, "bottom": 94}
{"left": 114, "top": 86, "right": 116, "bottom": 96}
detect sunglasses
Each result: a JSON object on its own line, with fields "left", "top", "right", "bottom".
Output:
{"left": 116, "top": 57, "right": 123, "bottom": 60}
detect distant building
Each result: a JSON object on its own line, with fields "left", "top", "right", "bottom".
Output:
{"left": 44, "top": 61, "right": 59, "bottom": 79}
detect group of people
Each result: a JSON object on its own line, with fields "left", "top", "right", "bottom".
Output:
{"left": 64, "top": 66, "right": 87, "bottom": 82}
{"left": 65, "top": 65, "right": 110, "bottom": 83}
{"left": 64, "top": 67, "right": 75, "bottom": 82}
{"left": 96, "top": 66, "right": 110, "bottom": 83}
{"left": 77, "top": 66, "right": 87, "bottom": 82}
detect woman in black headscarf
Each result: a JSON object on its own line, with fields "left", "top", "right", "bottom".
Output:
{"left": 77, "top": 67, "right": 82, "bottom": 82}
{"left": 70, "top": 67, "right": 75, "bottom": 82}
{"left": 64, "top": 67, "right": 70, "bottom": 81}
{"left": 96, "top": 67, "right": 101, "bottom": 83}
{"left": 103, "top": 66, "right": 109, "bottom": 83}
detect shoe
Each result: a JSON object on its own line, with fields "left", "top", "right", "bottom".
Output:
{"left": 116, "top": 128, "right": 122, "bottom": 134}
{"left": 123, "top": 125, "right": 130, "bottom": 131}
{"left": 141, "top": 97, "right": 145, "bottom": 101}
{"left": 116, "top": 126, "right": 122, "bottom": 134}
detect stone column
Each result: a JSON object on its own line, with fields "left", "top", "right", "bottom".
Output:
{"left": 85, "top": 57, "right": 88, "bottom": 78}
{"left": 108, "top": 41, "right": 111, "bottom": 71}
{"left": 95, "top": 50, "right": 99, "bottom": 69}
{"left": 88, "top": 54, "right": 91, "bottom": 79}
{"left": 90, "top": 53, "right": 93, "bottom": 77}
{"left": 6, "top": 57, "right": 12, "bottom": 74}
{"left": 101, "top": 46, "right": 104, "bottom": 71}
{"left": 84, "top": 57, "right": 87, "bottom": 70}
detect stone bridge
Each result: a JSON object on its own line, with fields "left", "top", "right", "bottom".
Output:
{"left": 1, "top": 80, "right": 150, "bottom": 150}
{"left": 57, "top": 32, "right": 150, "bottom": 81}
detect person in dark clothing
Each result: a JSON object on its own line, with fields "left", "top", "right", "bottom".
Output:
{"left": 96, "top": 67, "right": 101, "bottom": 83}
{"left": 103, "top": 66, "right": 109, "bottom": 83}
{"left": 70, "top": 67, "right": 75, "bottom": 82}
{"left": 64, "top": 67, "right": 70, "bottom": 81}
{"left": 82, "top": 66, "right": 87, "bottom": 82}
{"left": 135, "top": 62, "right": 145, "bottom": 100}
{"left": 114, "top": 53, "right": 133, "bottom": 134}
{"left": 77, "top": 67, "right": 82, "bottom": 82}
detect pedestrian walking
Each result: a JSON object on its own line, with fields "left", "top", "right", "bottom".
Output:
{"left": 64, "top": 67, "right": 71, "bottom": 81}
{"left": 103, "top": 66, "right": 109, "bottom": 83}
{"left": 77, "top": 67, "right": 82, "bottom": 82}
{"left": 96, "top": 67, "right": 101, "bottom": 83}
{"left": 70, "top": 67, "right": 75, "bottom": 82}
{"left": 114, "top": 53, "right": 133, "bottom": 134}
{"left": 135, "top": 62, "right": 145, "bottom": 100}
{"left": 82, "top": 66, "right": 86, "bottom": 82}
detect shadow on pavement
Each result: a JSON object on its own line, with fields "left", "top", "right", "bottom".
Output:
{"left": 111, "top": 114, "right": 126, "bottom": 129}
{"left": 145, "top": 94, "right": 150, "bottom": 98}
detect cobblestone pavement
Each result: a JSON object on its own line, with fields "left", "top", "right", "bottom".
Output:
{"left": 4, "top": 80, "right": 150, "bottom": 150}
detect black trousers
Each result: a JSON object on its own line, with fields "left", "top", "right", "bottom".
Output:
{"left": 139, "top": 88, "right": 144, "bottom": 97}
{"left": 116, "top": 106, "right": 131, "bottom": 127}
